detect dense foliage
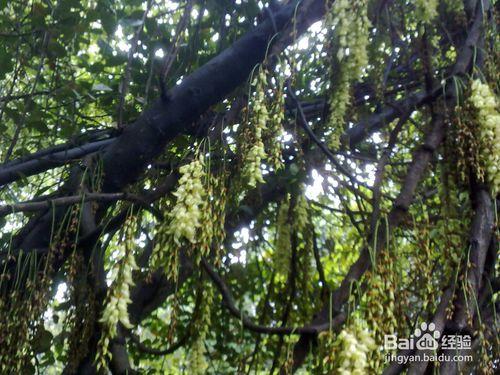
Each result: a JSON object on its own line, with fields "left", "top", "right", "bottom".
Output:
{"left": 0, "top": 0, "right": 498, "bottom": 373}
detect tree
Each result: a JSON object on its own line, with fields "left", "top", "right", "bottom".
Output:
{"left": 0, "top": 0, "right": 497, "bottom": 373}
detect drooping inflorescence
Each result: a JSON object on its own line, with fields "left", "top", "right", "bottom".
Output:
{"left": 151, "top": 152, "right": 227, "bottom": 280}
{"left": 96, "top": 215, "right": 138, "bottom": 370}
{"left": 187, "top": 284, "right": 213, "bottom": 374}
{"left": 273, "top": 195, "right": 292, "bottom": 276}
{"left": 330, "top": 0, "right": 370, "bottom": 75}
{"left": 318, "top": 317, "right": 377, "bottom": 374}
{"left": 187, "top": 335, "right": 209, "bottom": 374}
{"left": 266, "top": 70, "right": 285, "bottom": 171}
{"left": 150, "top": 155, "right": 206, "bottom": 281}
{"left": 241, "top": 68, "right": 269, "bottom": 188}
{"left": 325, "top": 0, "right": 371, "bottom": 149}
{"left": 166, "top": 156, "right": 206, "bottom": 245}
{"left": 240, "top": 65, "right": 285, "bottom": 190}
{"left": 469, "top": 79, "right": 500, "bottom": 193}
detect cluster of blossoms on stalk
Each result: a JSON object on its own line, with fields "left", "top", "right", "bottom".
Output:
{"left": 242, "top": 68, "right": 268, "bottom": 188}
{"left": 320, "top": 318, "right": 377, "bottom": 374}
{"left": 335, "top": 324, "right": 377, "bottom": 374}
{"left": 469, "top": 79, "right": 500, "bottom": 193}
{"left": 273, "top": 190, "right": 313, "bottom": 300}
{"left": 325, "top": 0, "right": 370, "bottom": 149}
{"left": 187, "top": 336, "right": 208, "bottom": 374}
{"left": 364, "top": 244, "right": 404, "bottom": 370}
{"left": 266, "top": 72, "right": 285, "bottom": 171}
{"left": 187, "top": 284, "right": 213, "bottom": 374}
{"left": 201, "top": 174, "right": 227, "bottom": 265}
{"left": 243, "top": 140, "right": 266, "bottom": 188}
{"left": 96, "top": 216, "right": 138, "bottom": 369}
{"left": 151, "top": 155, "right": 227, "bottom": 279}
{"left": 292, "top": 192, "right": 315, "bottom": 317}
{"left": 239, "top": 64, "right": 285, "bottom": 189}
{"left": 150, "top": 156, "right": 206, "bottom": 280}
{"left": 294, "top": 193, "right": 309, "bottom": 235}
{"left": 167, "top": 156, "right": 206, "bottom": 245}
{"left": 415, "top": 0, "right": 438, "bottom": 24}
{"left": 274, "top": 196, "right": 291, "bottom": 275}
{"left": 331, "top": 0, "right": 370, "bottom": 74}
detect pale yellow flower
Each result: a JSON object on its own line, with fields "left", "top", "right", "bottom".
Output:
{"left": 470, "top": 79, "right": 500, "bottom": 193}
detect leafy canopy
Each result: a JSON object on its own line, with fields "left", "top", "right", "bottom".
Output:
{"left": 0, "top": 0, "right": 498, "bottom": 374}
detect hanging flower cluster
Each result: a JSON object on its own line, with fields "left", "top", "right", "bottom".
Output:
{"left": 477, "top": 322, "right": 496, "bottom": 374}
{"left": 196, "top": 174, "right": 227, "bottom": 265}
{"left": 326, "top": 76, "right": 350, "bottom": 149}
{"left": 240, "top": 66, "right": 285, "bottom": 188}
{"left": 208, "top": 174, "right": 228, "bottom": 265}
{"left": 415, "top": 0, "right": 438, "bottom": 24}
{"left": 435, "top": 162, "right": 470, "bottom": 281}
{"left": 242, "top": 141, "right": 266, "bottom": 188}
{"left": 414, "top": 223, "right": 438, "bottom": 312}
{"left": 325, "top": 0, "right": 370, "bottom": 149}
{"left": 266, "top": 72, "right": 285, "bottom": 171}
{"left": 241, "top": 68, "right": 268, "bottom": 188}
{"left": 0, "top": 291, "right": 32, "bottom": 373}
{"left": 469, "top": 79, "right": 500, "bottom": 193}
{"left": 151, "top": 156, "right": 206, "bottom": 280}
{"left": 273, "top": 190, "right": 314, "bottom": 306}
{"left": 364, "top": 244, "right": 407, "bottom": 370}
{"left": 151, "top": 154, "right": 227, "bottom": 280}
{"left": 294, "top": 194, "right": 310, "bottom": 236}
{"left": 365, "top": 270, "right": 399, "bottom": 336}
{"left": 188, "top": 283, "right": 213, "bottom": 374}
{"left": 96, "top": 215, "right": 138, "bottom": 370}
{"left": 65, "top": 253, "right": 96, "bottom": 373}
{"left": 331, "top": 0, "right": 370, "bottom": 75}
{"left": 1, "top": 206, "right": 81, "bottom": 373}
{"left": 318, "top": 318, "right": 376, "bottom": 374}
{"left": 335, "top": 325, "right": 377, "bottom": 373}
{"left": 167, "top": 157, "right": 206, "bottom": 245}
{"left": 187, "top": 336, "right": 209, "bottom": 374}
{"left": 454, "top": 106, "right": 485, "bottom": 184}
{"left": 293, "top": 193, "right": 314, "bottom": 318}
{"left": 273, "top": 195, "right": 291, "bottom": 276}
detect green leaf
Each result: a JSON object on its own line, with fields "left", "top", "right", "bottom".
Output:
{"left": 92, "top": 83, "right": 113, "bottom": 92}
{"left": 32, "top": 328, "right": 53, "bottom": 353}
{"left": 0, "top": 46, "right": 13, "bottom": 79}
{"left": 47, "top": 41, "right": 66, "bottom": 58}
{"left": 120, "top": 18, "right": 144, "bottom": 27}
{"left": 27, "top": 106, "right": 49, "bottom": 133}
{"left": 22, "top": 363, "right": 35, "bottom": 375}
{"left": 32, "top": 2, "right": 48, "bottom": 28}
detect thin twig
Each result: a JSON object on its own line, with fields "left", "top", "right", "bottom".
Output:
{"left": 160, "top": 0, "right": 194, "bottom": 84}
{"left": 117, "top": 0, "right": 153, "bottom": 128}
{"left": 0, "top": 192, "right": 159, "bottom": 218}
{"left": 286, "top": 81, "right": 357, "bottom": 181}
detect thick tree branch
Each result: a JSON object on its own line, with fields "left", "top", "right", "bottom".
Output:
{"left": 99, "top": 0, "right": 327, "bottom": 194}
{"left": 0, "top": 138, "right": 114, "bottom": 187}
{"left": 0, "top": 192, "right": 154, "bottom": 218}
